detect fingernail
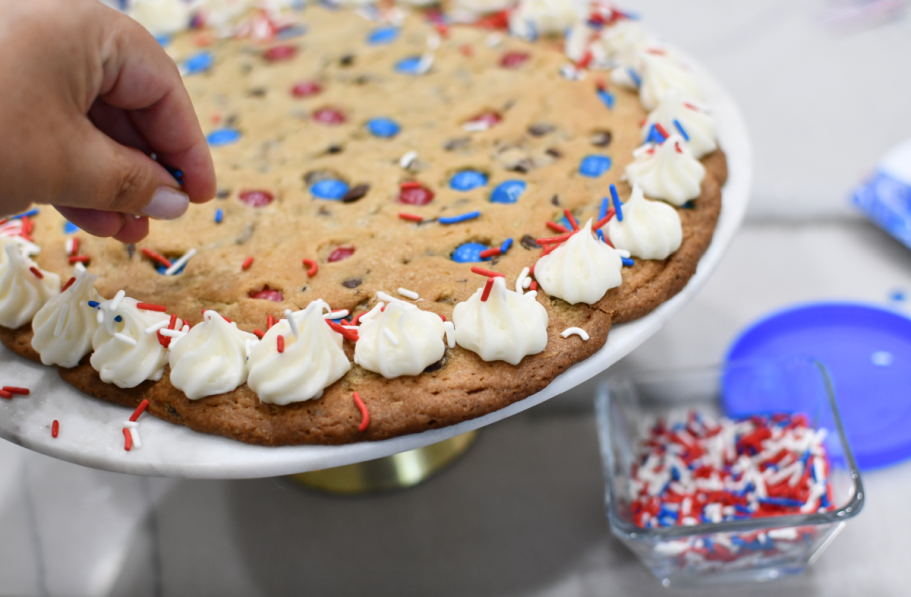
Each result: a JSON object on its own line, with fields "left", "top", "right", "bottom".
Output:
{"left": 142, "top": 187, "right": 189, "bottom": 220}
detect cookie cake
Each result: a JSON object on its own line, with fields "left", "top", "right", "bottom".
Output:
{"left": 0, "top": 0, "right": 727, "bottom": 446}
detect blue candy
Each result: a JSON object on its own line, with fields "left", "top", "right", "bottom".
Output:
{"left": 367, "top": 117, "right": 401, "bottom": 138}
{"left": 367, "top": 26, "right": 399, "bottom": 45}
{"left": 450, "top": 170, "right": 488, "bottom": 191}
{"left": 64, "top": 221, "right": 80, "bottom": 234}
{"left": 579, "top": 155, "right": 612, "bottom": 178}
{"left": 311, "top": 179, "right": 350, "bottom": 200}
{"left": 207, "top": 129, "right": 242, "bottom": 146}
{"left": 451, "top": 243, "right": 491, "bottom": 263}
{"left": 500, "top": 238, "right": 513, "bottom": 253}
{"left": 597, "top": 89, "right": 615, "bottom": 110}
{"left": 155, "top": 35, "right": 172, "bottom": 47}
{"left": 183, "top": 52, "right": 214, "bottom": 75}
{"left": 621, "top": 257, "right": 635, "bottom": 267}
{"left": 395, "top": 56, "right": 424, "bottom": 75}
{"left": 214, "top": 209, "right": 224, "bottom": 224}
{"left": 489, "top": 180, "right": 526, "bottom": 204}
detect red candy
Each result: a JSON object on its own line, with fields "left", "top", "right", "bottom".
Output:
{"left": 312, "top": 107, "right": 346, "bottom": 125}
{"left": 328, "top": 247, "right": 355, "bottom": 262}
{"left": 238, "top": 190, "right": 274, "bottom": 207}
{"left": 500, "top": 52, "right": 530, "bottom": 68}
{"left": 250, "top": 289, "right": 284, "bottom": 302}
{"left": 291, "top": 81, "right": 322, "bottom": 98}
{"left": 398, "top": 185, "right": 434, "bottom": 206}
{"left": 264, "top": 45, "right": 298, "bottom": 62}
{"left": 466, "top": 111, "right": 502, "bottom": 128}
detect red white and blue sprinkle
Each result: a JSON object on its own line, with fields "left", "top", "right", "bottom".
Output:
{"left": 440, "top": 211, "right": 480, "bottom": 225}
{"left": 610, "top": 183, "right": 624, "bottom": 222}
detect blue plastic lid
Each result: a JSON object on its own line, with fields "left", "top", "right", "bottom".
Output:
{"left": 725, "top": 302, "right": 911, "bottom": 470}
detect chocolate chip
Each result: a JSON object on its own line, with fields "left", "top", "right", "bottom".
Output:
{"left": 342, "top": 278, "right": 362, "bottom": 288}
{"left": 340, "top": 54, "right": 355, "bottom": 66}
{"left": 521, "top": 235, "right": 538, "bottom": 250}
{"left": 224, "top": 115, "right": 239, "bottom": 127}
{"left": 545, "top": 148, "right": 562, "bottom": 158}
{"left": 591, "top": 130, "right": 612, "bottom": 147}
{"left": 317, "top": 206, "right": 332, "bottom": 216}
{"left": 125, "top": 244, "right": 135, "bottom": 259}
{"left": 342, "top": 184, "right": 369, "bottom": 203}
{"left": 551, "top": 195, "right": 560, "bottom": 206}
{"left": 508, "top": 159, "right": 535, "bottom": 173}
{"left": 216, "top": 188, "right": 231, "bottom": 199}
{"left": 235, "top": 223, "right": 255, "bottom": 245}
{"left": 423, "top": 356, "right": 446, "bottom": 373}
{"left": 528, "top": 123, "right": 554, "bottom": 137}
{"left": 247, "top": 87, "right": 267, "bottom": 97}
{"left": 326, "top": 144, "right": 344, "bottom": 154}
{"left": 444, "top": 137, "right": 470, "bottom": 151}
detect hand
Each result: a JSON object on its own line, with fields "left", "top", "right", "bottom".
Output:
{"left": 0, "top": 0, "right": 216, "bottom": 243}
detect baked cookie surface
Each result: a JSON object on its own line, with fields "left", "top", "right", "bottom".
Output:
{"left": 0, "top": 5, "right": 726, "bottom": 445}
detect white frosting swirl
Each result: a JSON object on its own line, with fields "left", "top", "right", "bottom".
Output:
{"left": 128, "top": 0, "right": 192, "bottom": 36}
{"left": 597, "top": 19, "right": 647, "bottom": 65}
{"left": 247, "top": 300, "right": 351, "bottom": 405}
{"left": 638, "top": 52, "right": 703, "bottom": 111}
{"left": 642, "top": 91, "right": 717, "bottom": 158}
{"left": 510, "top": 0, "right": 583, "bottom": 39}
{"left": 354, "top": 300, "right": 446, "bottom": 378}
{"left": 0, "top": 240, "right": 61, "bottom": 329}
{"left": 534, "top": 219, "right": 623, "bottom": 305}
{"left": 608, "top": 185, "right": 682, "bottom": 260}
{"left": 91, "top": 292, "right": 172, "bottom": 388}
{"left": 169, "top": 311, "right": 258, "bottom": 400}
{"left": 453, "top": 277, "right": 548, "bottom": 365}
{"left": 31, "top": 272, "right": 101, "bottom": 368}
{"left": 625, "top": 134, "right": 706, "bottom": 206}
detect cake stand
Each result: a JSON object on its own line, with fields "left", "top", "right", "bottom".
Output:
{"left": 0, "top": 64, "right": 752, "bottom": 480}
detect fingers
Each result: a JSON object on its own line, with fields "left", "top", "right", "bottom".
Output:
{"left": 96, "top": 6, "right": 216, "bottom": 204}
{"left": 59, "top": 118, "right": 190, "bottom": 220}
{"left": 55, "top": 206, "right": 150, "bottom": 244}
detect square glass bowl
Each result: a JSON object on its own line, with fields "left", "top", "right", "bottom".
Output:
{"left": 595, "top": 357, "right": 864, "bottom": 586}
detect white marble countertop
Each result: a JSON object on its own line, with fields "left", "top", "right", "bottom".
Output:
{"left": 3, "top": 0, "right": 911, "bottom": 595}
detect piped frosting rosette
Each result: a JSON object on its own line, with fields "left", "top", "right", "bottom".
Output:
{"left": 0, "top": 239, "right": 61, "bottom": 330}
{"left": 637, "top": 51, "right": 703, "bottom": 111}
{"left": 453, "top": 276, "right": 548, "bottom": 365}
{"left": 642, "top": 91, "right": 716, "bottom": 159}
{"left": 534, "top": 219, "right": 623, "bottom": 305}
{"left": 91, "top": 291, "right": 175, "bottom": 388}
{"left": 247, "top": 300, "right": 351, "bottom": 405}
{"left": 608, "top": 185, "right": 682, "bottom": 260}
{"left": 625, "top": 133, "right": 706, "bottom": 206}
{"left": 169, "top": 310, "right": 259, "bottom": 400}
{"left": 510, "top": 0, "right": 584, "bottom": 40}
{"left": 31, "top": 272, "right": 102, "bottom": 368}
{"left": 354, "top": 296, "right": 446, "bottom": 378}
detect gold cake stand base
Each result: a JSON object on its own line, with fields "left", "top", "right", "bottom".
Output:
{"left": 287, "top": 430, "right": 478, "bottom": 494}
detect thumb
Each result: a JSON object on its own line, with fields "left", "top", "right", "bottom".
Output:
{"left": 66, "top": 123, "right": 190, "bottom": 220}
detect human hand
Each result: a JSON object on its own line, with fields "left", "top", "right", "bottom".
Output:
{"left": 0, "top": 0, "right": 216, "bottom": 243}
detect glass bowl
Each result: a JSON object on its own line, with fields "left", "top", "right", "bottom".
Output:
{"left": 595, "top": 357, "right": 864, "bottom": 586}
